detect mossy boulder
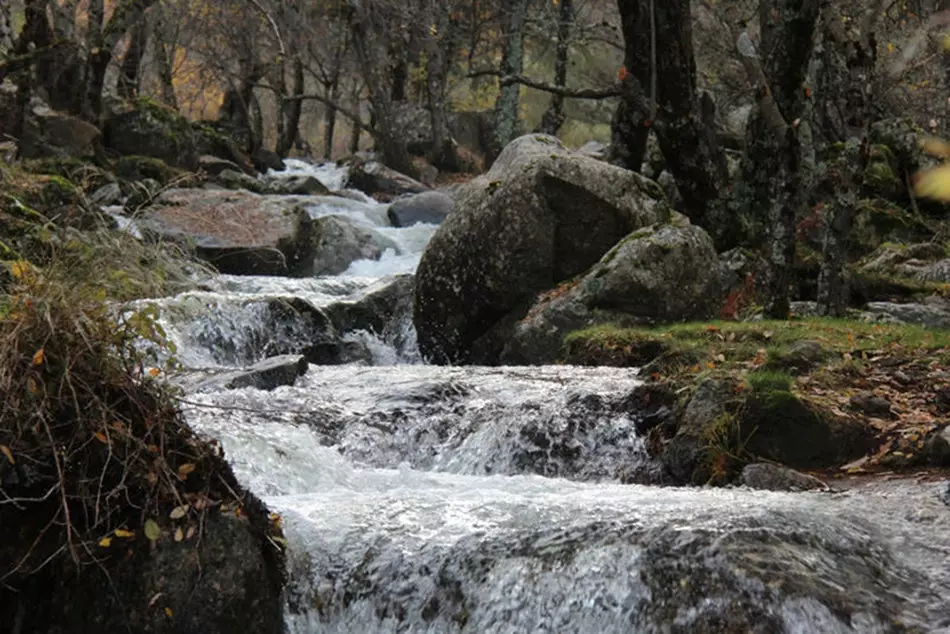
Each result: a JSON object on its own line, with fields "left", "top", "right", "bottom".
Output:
{"left": 739, "top": 389, "right": 872, "bottom": 469}
{"left": 115, "top": 155, "right": 187, "bottom": 186}
{"left": 193, "top": 121, "right": 255, "bottom": 175}
{"left": 104, "top": 98, "right": 199, "bottom": 170}
{"left": 22, "top": 156, "right": 115, "bottom": 194}
{"left": 851, "top": 199, "right": 932, "bottom": 256}
{"left": 655, "top": 377, "right": 873, "bottom": 485}
{"left": 0, "top": 167, "right": 107, "bottom": 263}
{"left": 414, "top": 134, "right": 669, "bottom": 364}
{"left": 502, "top": 219, "right": 724, "bottom": 364}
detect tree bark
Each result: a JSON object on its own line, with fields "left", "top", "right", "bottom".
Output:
{"left": 349, "top": 1, "right": 417, "bottom": 177}
{"left": 0, "top": 0, "right": 14, "bottom": 56}
{"left": 150, "top": 5, "right": 178, "bottom": 109}
{"left": 118, "top": 17, "right": 149, "bottom": 99}
{"left": 424, "top": 2, "right": 461, "bottom": 171}
{"left": 615, "top": 0, "right": 727, "bottom": 227}
{"left": 609, "top": 0, "right": 652, "bottom": 171}
{"left": 491, "top": 0, "right": 530, "bottom": 160}
{"left": 276, "top": 56, "right": 305, "bottom": 157}
{"left": 537, "top": 0, "right": 575, "bottom": 136}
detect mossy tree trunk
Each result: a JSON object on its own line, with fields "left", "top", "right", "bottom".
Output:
{"left": 614, "top": 0, "right": 727, "bottom": 228}
{"left": 491, "top": 0, "right": 530, "bottom": 160}
{"left": 0, "top": 1, "right": 13, "bottom": 56}
{"left": 537, "top": 0, "right": 575, "bottom": 136}
{"left": 117, "top": 17, "right": 149, "bottom": 99}
{"left": 730, "top": 0, "right": 820, "bottom": 317}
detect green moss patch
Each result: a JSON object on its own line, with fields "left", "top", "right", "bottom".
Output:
{"left": 568, "top": 319, "right": 950, "bottom": 478}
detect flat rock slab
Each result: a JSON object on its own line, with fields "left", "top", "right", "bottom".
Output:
{"left": 142, "top": 189, "right": 319, "bottom": 276}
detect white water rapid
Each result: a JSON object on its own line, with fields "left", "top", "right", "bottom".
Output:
{"left": 132, "top": 161, "right": 950, "bottom": 633}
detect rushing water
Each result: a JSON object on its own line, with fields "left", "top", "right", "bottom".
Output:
{"left": 129, "top": 161, "right": 950, "bottom": 633}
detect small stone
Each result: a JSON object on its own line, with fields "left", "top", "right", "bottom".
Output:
{"left": 849, "top": 392, "right": 894, "bottom": 418}
{"left": 740, "top": 462, "right": 829, "bottom": 492}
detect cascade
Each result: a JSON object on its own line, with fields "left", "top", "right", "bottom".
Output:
{"left": 127, "top": 160, "right": 950, "bottom": 633}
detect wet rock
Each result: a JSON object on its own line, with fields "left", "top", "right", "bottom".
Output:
{"left": 88, "top": 182, "right": 123, "bottom": 207}
{"left": 252, "top": 147, "right": 286, "bottom": 173}
{"left": 388, "top": 191, "right": 455, "bottom": 227}
{"left": 140, "top": 189, "right": 318, "bottom": 276}
{"left": 311, "top": 215, "right": 400, "bottom": 276}
{"left": 324, "top": 274, "right": 415, "bottom": 337}
{"left": 740, "top": 462, "right": 829, "bottom": 492}
{"left": 347, "top": 158, "right": 429, "bottom": 200}
{"left": 415, "top": 134, "right": 668, "bottom": 364}
{"left": 922, "top": 426, "right": 950, "bottom": 466}
{"left": 849, "top": 392, "right": 895, "bottom": 418}
{"left": 660, "top": 378, "right": 741, "bottom": 485}
{"left": 265, "top": 174, "right": 330, "bottom": 196}
{"left": 198, "top": 154, "right": 244, "bottom": 177}
{"left": 215, "top": 168, "right": 265, "bottom": 193}
{"left": 203, "top": 355, "right": 309, "bottom": 391}
{"left": 504, "top": 218, "right": 723, "bottom": 364}
{"left": 103, "top": 98, "right": 199, "bottom": 170}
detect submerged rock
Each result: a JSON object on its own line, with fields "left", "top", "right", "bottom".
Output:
{"left": 415, "top": 134, "right": 668, "bottom": 364}
{"left": 200, "top": 354, "right": 309, "bottom": 391}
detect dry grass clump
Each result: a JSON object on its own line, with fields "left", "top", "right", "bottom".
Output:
{"left": 0, "top": 258, "right": 242, "bottom": 594}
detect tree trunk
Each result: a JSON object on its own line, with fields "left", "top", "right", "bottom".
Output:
{"left": 349, "top": 4, "right": 417, "bottom": 177}
{"left": 276, "top": 56, "right": 305, "bottom": 157}
{"left": 537, "top": 0, "right": 575, "bottom": 136}
{"left": 0, "top": 1, "right": 13, "bottom": 56}
{"left": 82, "top": 0, "right": 159, "bottom": 120}
{"left": 491, "top": 0, "right": 530, "bottom": 159}
{"left": 424, "top": 2, "right": 461, "bottom": 172}
{"left": 153, "top": 7, "right": 178, "bottom": 109}
{"left": 615, "top": 0, "right": 727, "bottom": 227}
{"left": 609, "top": 0, "right": 652, "bottom": 171}
{"left": 11, "top": 0, "right": 52, "bottom": 152}
{"left": 322, "top": 34, "right": 348, "bottom": 159}
{"left": 118, "top": 17, "right": 149, "bottom": 99}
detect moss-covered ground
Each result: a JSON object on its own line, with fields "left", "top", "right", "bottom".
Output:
{"left": 565, "top": 318, "right": 950, "bottom": 475}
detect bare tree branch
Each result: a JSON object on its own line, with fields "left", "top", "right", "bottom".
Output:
{"left": 468, "top": 70, "right": 621, "bottom": 99}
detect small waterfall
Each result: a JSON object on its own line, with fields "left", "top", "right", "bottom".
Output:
{"left": 121, "top": 159, "right": 950, "bottom": 633}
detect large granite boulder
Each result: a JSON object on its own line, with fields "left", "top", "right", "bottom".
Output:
{"left": 414, "top": 134, "right": 670, "bottom": 364}
{"left": 103, "top": 98, "right": 199, "bottom": 170}
{"left": 140, "top": 189, "right": 317, "bottom": 276}
{"left": 503, "top": 218, "right": 724, "bottom": 364}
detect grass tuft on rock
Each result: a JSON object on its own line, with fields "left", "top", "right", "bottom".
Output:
{"left": 0, "top": 255, "right": 283, "bottom": 630}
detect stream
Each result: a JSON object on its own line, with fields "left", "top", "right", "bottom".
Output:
{"left": 130, "top": 160, "right": 950, "bottom": 633}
